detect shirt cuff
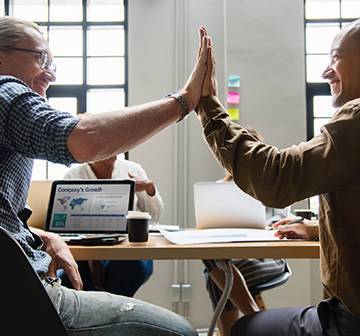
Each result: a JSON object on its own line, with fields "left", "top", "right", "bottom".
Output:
{"left": 306, "top": 222, "right": 319, "bottom": 240}
{"left": 147, "top": 190, "right": 163, "bottom": 208}
{"left": 196, "top": 95, "right": 229, "bottom": 126}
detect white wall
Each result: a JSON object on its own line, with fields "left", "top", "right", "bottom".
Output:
{"left": 128, "top": 0, "right": 322, "bottom": 329}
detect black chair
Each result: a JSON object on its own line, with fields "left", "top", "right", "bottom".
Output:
{"left": 0, "top": 227, "right": 69, "bottom": 335}
{"left": 249, "top": 262, "right": 292, "bottom": 310}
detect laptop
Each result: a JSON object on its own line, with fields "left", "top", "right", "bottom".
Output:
{"left": 45, "top": 180, "right": 135, "bottom": 245}
{"left": 193, "top": 181, "right": 266, "bottom": 230}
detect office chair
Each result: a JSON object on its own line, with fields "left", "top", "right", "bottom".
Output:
{"left": 249, "top": 262, "right": 292, "bottom": 310}
{"left": 0, "top": 227, "right": 69, "bottom": 336}
{"left": 206, "top": 261, "right": 292, "bottom": 336}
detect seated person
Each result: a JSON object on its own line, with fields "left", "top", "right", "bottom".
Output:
{"left": 203, "top": 128, "right": 290, "bottom": 336}
{"left": 61, "top": 153, "right": 163, "bottom": 296}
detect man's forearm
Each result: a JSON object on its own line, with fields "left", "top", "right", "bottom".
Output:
{"left": 67, "top": 26, "right": 211, "bottom": 163}
{"left": 197, "top": 95, "right": 351, "bottom": 209}
{"left": 68, "top": 98, "right": 183, "bottom": 163}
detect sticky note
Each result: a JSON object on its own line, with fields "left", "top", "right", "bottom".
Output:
{"left": 227, "top": 108, "right": 240, "bottom": 120}
{"left": 227, "top": 91, "right": 240, "bottom": 104}
{"left": 228, "top": 75, "right": 240, "bottom": 87}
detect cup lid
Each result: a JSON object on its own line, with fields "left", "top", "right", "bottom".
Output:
{"left": 126, "top": 210, "right": 151, "bottom": 219}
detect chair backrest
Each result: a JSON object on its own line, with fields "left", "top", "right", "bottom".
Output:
{"left": 27, "top": 180, "right": 52, "bottom": 229}
{"left": 0, "top": 227, "right": 69, "bottom": 335}
{"left": 249, "top": 262, "right": 292, "bottom": 295}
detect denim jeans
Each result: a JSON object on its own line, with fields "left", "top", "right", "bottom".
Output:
{"left": 60, "top": 260, "right": 153, "bottom": 297}
{"left": 42, "top": 277, "right": 197, "bottom": 336}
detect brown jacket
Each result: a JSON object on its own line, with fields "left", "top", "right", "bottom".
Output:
{"left": 197, "top": 95, "right": 360, "bottom": 317}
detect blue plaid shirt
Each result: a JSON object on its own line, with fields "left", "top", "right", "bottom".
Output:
{"left": 0, "top": 75, "right": 79, "bottom": 274}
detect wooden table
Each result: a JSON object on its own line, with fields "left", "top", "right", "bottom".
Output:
{"left": 70, "top": 234, "right": 320, "bottom": 261}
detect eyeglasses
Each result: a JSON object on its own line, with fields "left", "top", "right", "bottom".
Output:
{"left": 1, "top": 46, "right": 56, "bottom": 73}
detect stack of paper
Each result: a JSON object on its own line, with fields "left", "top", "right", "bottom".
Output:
{"left": 159, "top": 228, "right": 280, "bottom": 245}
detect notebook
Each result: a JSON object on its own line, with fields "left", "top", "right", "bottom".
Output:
{"left": 193, "top": 181, "right": 266, "bottom": 230}
{"left": 45, "top": 180, "right": 135, "bottom": 245}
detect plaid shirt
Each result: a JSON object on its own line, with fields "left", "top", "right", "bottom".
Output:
{"left": 0, "top": 75, "right": 78, "bottom": 274}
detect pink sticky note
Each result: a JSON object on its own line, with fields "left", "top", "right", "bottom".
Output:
{"left": 227, "top": 91, "right": 240, "bottom": 104}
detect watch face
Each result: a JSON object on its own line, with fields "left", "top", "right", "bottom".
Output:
{"left": 165, "top": 93, "right": 189, "bottom": 122}
{"left": 166, "top": 93, "right": 177, "bottom": 98}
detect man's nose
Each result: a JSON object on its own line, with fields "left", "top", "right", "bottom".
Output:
{"left": 45, "top": 69, "right": 56, "bottom": 82}
{"left": 321, "top": 64, "right": 333, "bottom": 80}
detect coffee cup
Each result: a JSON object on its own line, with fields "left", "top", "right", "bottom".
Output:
{"left": 126, "top": 211, "right": 151, "bottom": 244}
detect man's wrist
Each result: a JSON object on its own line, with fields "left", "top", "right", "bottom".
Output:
{"left": 38, "top": 231, "right": 56, "bottom": 243}
{"left": 166, "top": 92, "right": 191, "bottom": 122}
{"left": 145, "top": 182, "right": 156, "bottom": 197}
{"left": 31, "top": 227, "right": 57, "bottom": 247}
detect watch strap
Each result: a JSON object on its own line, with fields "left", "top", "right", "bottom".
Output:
{"left": 166, "top": 93, "right": 190, "bottom": 122}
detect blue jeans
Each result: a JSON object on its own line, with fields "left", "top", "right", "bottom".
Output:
{"left": 60, "top": 260, "right": 153, "bottom": 297}
{"left": 43, "top": 277, "right": 197, "bottom": 336}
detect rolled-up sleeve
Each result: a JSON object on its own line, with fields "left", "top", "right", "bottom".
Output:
{"left": 197, "top": 95, "right": 360, "bottom": 208}
{"left": 0, "top": 77, "right": 79, "bottom": 165}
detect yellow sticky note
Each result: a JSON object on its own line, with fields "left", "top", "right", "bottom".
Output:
{"left": 227, "top": 108, "right": 240, "bottom": 120}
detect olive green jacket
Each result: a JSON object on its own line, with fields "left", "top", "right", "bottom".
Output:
{"left": 197, "top": 95, "right": 360, "bottom": 317}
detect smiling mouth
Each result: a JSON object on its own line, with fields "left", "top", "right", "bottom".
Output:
{"left": 35, "top": 81, "right": 48, "bottom": 90}
{"left": 329, "top": 80, "right": 340, "bottom": 90}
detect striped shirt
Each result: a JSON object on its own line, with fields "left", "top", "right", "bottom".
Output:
{"left": 0, "top": 75, "right": 78, "bottom": 274}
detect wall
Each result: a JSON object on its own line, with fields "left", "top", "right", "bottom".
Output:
{"left": 128, "top": 0, "right": 322, "bottom": 329}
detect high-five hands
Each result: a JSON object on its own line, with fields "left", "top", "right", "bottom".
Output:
{"left": 199, "top": 27, "right": 217, "bottom": 97}
{"left": 181, "top": 26, "right": 211, "bottom": 111}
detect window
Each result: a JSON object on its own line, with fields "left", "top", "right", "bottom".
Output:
{"left": 304, "top": 0, "right": 359, "bottom": 214}
{"left": 1, "top": 0, "right": 128, "bottom": 180}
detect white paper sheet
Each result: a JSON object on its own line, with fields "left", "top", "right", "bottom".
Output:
{"left": 159, "top": 228, "right": 280, "bottom": 245}
{"left": 150, "top": 224, "right": 180, "bottom": 232}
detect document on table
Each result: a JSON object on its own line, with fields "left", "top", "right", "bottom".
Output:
{"left": 150, "top": 224, "right": 180, "bottom": 232}
{"left": 159, "top": 228, "right": 280, "bottom": 245}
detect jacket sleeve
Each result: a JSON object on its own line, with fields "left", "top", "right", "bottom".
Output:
{"left": 196, "top": 95, "right": 360, "bottom": 208}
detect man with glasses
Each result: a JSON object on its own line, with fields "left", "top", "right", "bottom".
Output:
{"left": 0, "top": 16, "right": 209, "bottom": 335}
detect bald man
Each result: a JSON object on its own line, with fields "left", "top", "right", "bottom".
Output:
{"left": 195, "top": 21, "right": 360, "bottom": 335}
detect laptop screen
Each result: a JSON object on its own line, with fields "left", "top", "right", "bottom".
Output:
{"left": 193, "top": 181, "right": 266, "bottom": 230}
{"left": 45, "top": 180, "right": 134, "bottom": 233}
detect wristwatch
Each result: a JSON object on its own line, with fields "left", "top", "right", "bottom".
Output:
{"left": 166, "top": 93, "right": 190, "bottom": 122}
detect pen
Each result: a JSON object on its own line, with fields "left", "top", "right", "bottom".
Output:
{"left": 268, "top": 216, "right": 304, "bottom": 230}
{"left": 287, "top": 216, "right": 304, "bottom": 224}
